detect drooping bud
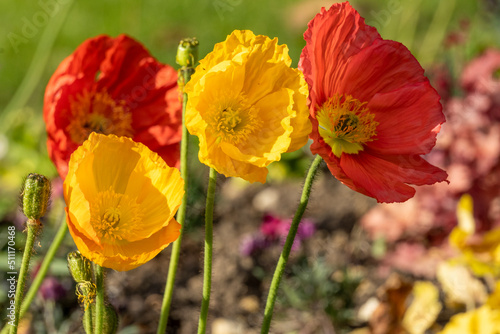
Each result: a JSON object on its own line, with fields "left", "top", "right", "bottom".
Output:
{"left": 67, "top": 251, "right": 93, "bottom": 283}
{"left": 176, "top": 37, "right": 199, "bottom": 67}
{"left": 21, "top": 173, "right": 51, "bottom": 221}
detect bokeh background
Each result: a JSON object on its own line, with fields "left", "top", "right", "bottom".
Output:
{"left": 2, "top": 0, "right": 500, "bottom": 333}
{"left": 1, "top": 0, "right": 498, "bottom": 207}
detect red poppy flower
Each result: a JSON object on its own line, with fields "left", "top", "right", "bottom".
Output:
{"left": 299, "top": 2, "right": 448, "bottom": 203}
{"left": 44, "top": 34, "right": 181, "bottom": 179}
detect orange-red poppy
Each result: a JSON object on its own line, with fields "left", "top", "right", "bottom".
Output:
{"left": 299, "top": 2, "right": 447, "bottom": 203}
{"left": 44, "top": 34, "right": 181, "bottom": 179}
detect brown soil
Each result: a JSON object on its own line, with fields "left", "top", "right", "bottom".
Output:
{"left": 105, "top": 165, "right": 377, "bottom": 334}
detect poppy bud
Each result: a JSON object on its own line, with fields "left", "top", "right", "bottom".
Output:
{"left": 21, "top": 173, "right": 51, "bottom": 221}
{"left": 67, "top": 251, "right": 93, "bottom": 283}
{"left": 103, "top": 304, "right": 119, "bottom": 334}
{"left": 176, "top": 37, "right": 199, "bottom": 67}
{"left": 83, "top": 303, "right": 119, "bottom": 334}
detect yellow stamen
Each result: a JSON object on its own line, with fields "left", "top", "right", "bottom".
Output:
{"left": 66, "top": 89, "right": 133, "bottom": 144}
{"left": 207, "top": 93, "right": 261, "bottom": 145}
{"left": 317, "top": 94, "right": 378, "bottom": 157}
{"left": 89, "top": 188, "right": 142, "bottom": 242}
{"left": 76, "top": 282, "right": 96, "bottom": 309}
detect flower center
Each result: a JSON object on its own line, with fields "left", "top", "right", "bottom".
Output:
{"left": 66, "top": 90, "right": 133, "bottom": 144}
{"left": 90, "top": 188, "right": 141, "bottom": 242}
{"left": 207, "top": 94, "right": 261, "bottom": 145}
{"left": 316, "top": 94, "right": 378, "bottom": 157}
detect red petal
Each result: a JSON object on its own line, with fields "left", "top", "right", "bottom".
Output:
{"left": 367, "top": 82, "right": 445, "bottom": 155}
{"left": 44, "top": 35, "right": 112, "bottom": 131}
{"left": 339, "top": 150, "right": 448, "bottom": 203}
{"left": 96, "top": 34, "right": 153, "bottom": 91}
{"left": 299, "top": 2, "right": 380, "bottom": 110}
{"left": 44, "top": 34, "right": 181, "bottom": 178}
{"left": 112, "top": 60, "right": 180, "bottom": 128}
{"left": 339, "top": 39, "right": 427, "bottom": 103}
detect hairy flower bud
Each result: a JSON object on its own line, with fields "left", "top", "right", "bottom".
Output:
{"left": 103, "top": 304, "right": 119, "bottom": 334}
{"left": 83, "top": 304, "right": 119, "bottom": 334}
{"left": 21, "top": 173, "right": 51, "bottom": 221}
{"left": 176, "top": 37, "right": 199, "bottom": 67}
{"left": 67, "top": 251, "right": 93, "bottom": 283}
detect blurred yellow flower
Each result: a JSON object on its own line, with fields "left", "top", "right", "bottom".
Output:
{"left": 439, "top": 305, "right": 500, "bottom": 334}
{"left": 185, "top": 30, "right": 311, "bottom": 183}
{"left": 449, "top": 194, "right": 500, "bottom": 276}
{"left": 402, "top": 281, "right": 442, "bottom": 334}
{"left": 64, "top": 133, "right": 184, "bottom": 271}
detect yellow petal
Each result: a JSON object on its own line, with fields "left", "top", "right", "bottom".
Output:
{"left": 185, "top": 30, "right": 310, "bottom": 182}
{"left": 64, "top": 133, "right": 184, "bottom": 271}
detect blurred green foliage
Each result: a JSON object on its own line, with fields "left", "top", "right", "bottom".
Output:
{"left": 279, "top": 258, "right": 362, "bottom": 333}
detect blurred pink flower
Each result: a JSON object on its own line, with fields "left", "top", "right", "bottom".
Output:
{"left": 241, "top": 214, "right": 316, "bottom": 256}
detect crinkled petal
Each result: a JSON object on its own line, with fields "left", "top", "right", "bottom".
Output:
{"left": 299, "top": 2, "right": 380, "bottom": 109}
{"left": 186, "top": 30, "right": 310, "bottom": 182}
{"left": 339, "top": 150, "right": 447, "bottom": 203}
{"left": 367, "top": 82, "right": 445, "bottom": 155}
{"left": 44, "top": 34, "right": 181, "bottom": 179}
{"left": 339, "top": 39, "right": 428, "bottom": 103}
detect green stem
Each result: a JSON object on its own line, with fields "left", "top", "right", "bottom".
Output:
{"left": 197, "top": 167, "right": 217, "bottom": 334}
{"left": 157, "top": 68, "right": 193, "bottom": 333}
{"left": 1, "top": 214, "right": 68, "bottom": 334}
{"left": 93, "top": 264, "right": 104, "bottom": 334}
{"left": 10, "top": 220, "right": 40, "bottom": 334}
{"left": 83, "top": 303, "right": 93, "bottom": 334}
{"left": 260, "top": 155, "right": 322, "bottom": 334}
{"left": 20, "top": 217, "right": 67, "bottom": 317}
{"left": 418, "top": 0, "right": 456, "bottom": 65}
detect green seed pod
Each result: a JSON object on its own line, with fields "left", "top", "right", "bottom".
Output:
{"left": 68, "top": 251, "right": 93, "bottom": 283}
{"left": 21, "top": 173, "right": 51, "bottom": 220}
{"left": 83, "top": 303, "right": 118, "bottom": 334}
{"left": 176, "top": 37, "right": 199, "bottom": 67}
{"left": 103, "top": 304, "right": 119, "bottom": 334}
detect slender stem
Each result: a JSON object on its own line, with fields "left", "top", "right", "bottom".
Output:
{"left": 20, "top": 216, "right": 67, "bottom": 317}
{"left": 260, "top": 155, "right": 322, "bottom": 334}
{"left": 1, "top": 214, "right": 68, "bottom": 334}
{"left": 157, "top": 67, "right": 193, "bottom": 333}
{"left": 83, "top": 303, "right": 93, "bottom": 334}
{"left": 197, "top": 167, "right": 217, "bottom": 334}
{"left": 93, "top": 264, "right": 104, "bottom": 334}
{"left": 418, "top": 0, "right": 456, "bottom": 65}
{"left": 11, "top": 220, "right": 40, "bottom": 334}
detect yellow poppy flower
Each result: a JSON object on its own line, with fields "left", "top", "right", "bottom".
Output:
{"left": 64, "top": 133, "right": 184, "bottom": 271}
{"left": 185, "top": 30, "right": 311, "bottom": 183}
{"left": 439, "top": 305, "right": 500, "bottom": 334}
{"left": 449, "top": 194, "right": 500, "bottom": 276}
